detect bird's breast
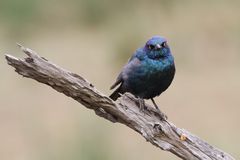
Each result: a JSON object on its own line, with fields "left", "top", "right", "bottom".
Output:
{"left": 141, "top": 57, "right": 174, "bottom": 76}
{"left": 124, "top": 57, "right": 175, "bottom": 98}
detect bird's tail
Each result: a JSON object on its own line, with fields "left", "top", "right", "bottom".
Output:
{"left": 110, "top": 86, "right": 122, "bottom": 100}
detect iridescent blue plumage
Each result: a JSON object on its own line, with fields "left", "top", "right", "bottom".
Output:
{"left": 110, "top": 36, "right": 175, "bottom": 110}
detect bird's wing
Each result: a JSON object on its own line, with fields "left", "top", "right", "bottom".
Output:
{"left": 110, "top": 52, "right": 139, "bottom": 90}
{"left": 110, "top": 73, "right": 123, "bottom": 90}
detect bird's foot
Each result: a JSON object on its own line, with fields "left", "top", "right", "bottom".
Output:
{"left": 157, "top": 109, "right": 168, "bottom": 121}
{"left": 138, "top": 98, "right": 147, "bottom": 111}
{"left": 151, "top": 98, "right": 168, "bottom": 120}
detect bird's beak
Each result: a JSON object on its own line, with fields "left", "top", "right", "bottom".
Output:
{"left": 156, "top": 44, "right": 161, "bottom": 49}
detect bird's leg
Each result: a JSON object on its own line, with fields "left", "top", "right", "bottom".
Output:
{"left": 151, "top": 98, "right": 167, "bottom": 120}
{"left": 138, "top": 97, "right": 146, "bottom": 111}
{"left": 151, "top": 98, "right": 160, "bottom": 110}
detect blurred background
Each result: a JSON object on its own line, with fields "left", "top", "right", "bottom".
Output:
{"left": 1, "top": 0, "right": 240, "bottom": 159}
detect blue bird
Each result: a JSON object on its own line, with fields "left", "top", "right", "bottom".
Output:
{"left": 110, "top": 36, "right": 175, "bottom": 112}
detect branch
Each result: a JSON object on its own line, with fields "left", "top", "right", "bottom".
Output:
{"left": 5, "top": 44, "right": 235, "bottom": 160}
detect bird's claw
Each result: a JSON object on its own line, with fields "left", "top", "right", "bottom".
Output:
{"left": 138, "top": 98, "right": 147, "bottom": 111}
{"left": 150, "top": 98, "right": 168, "bottom": 120}
{"left": 137, "top": 98, "right": 167, "bottom": 120}
{"left": 157, "top": 110, "right": 168, "bottom": 120}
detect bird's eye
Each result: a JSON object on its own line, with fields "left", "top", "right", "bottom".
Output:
{"left": 161, "top": 42, "right": 167, "bottom": 48}
{"left": 148, "top": 44, "right": 155, "bottom": 50}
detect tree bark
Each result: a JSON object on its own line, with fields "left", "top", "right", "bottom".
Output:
{"left": 5, "top": 44, "right": 235, "bottom": 160}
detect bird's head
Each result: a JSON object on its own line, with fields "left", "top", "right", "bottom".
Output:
{"left": 144, "top": 36, "right": 171, "bottom": 59}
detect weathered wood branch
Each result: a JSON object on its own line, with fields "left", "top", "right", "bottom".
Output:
{"left": 5, "top": 44, "right": 235, "bottom": 160}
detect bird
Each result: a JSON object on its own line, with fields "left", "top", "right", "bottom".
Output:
{"left": 110, "top": 36, "right": 175, "bottom": 112}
